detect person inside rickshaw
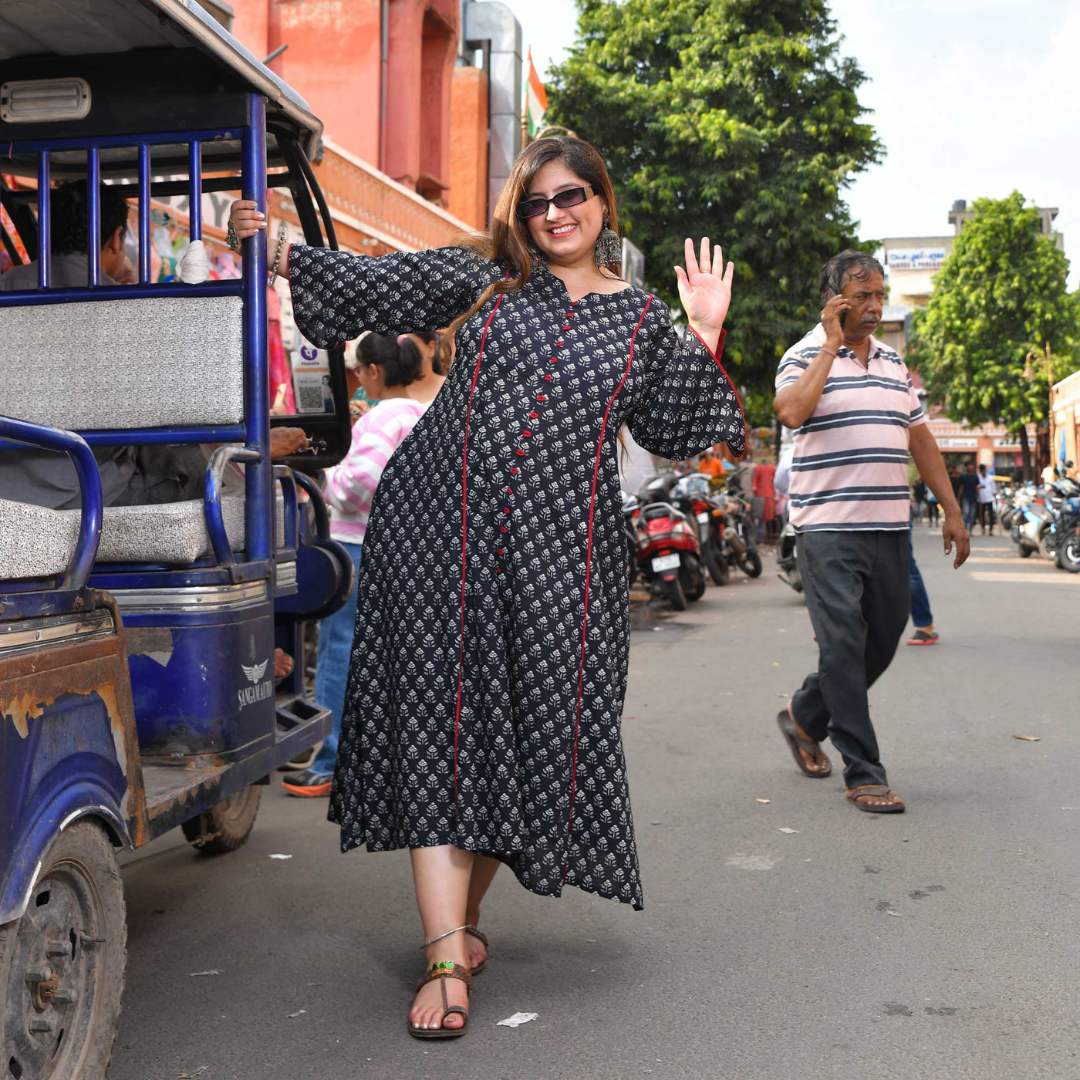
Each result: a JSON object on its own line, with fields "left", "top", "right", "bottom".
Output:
{"left": 0, "top": 180, "right": 310, "bottom": 509}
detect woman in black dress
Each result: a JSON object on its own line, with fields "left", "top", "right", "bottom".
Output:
{"left": 230, "top": 136, "right": 744, "bottom": 1038}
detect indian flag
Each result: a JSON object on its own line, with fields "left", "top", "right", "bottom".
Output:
{"left": 525, "top": 48, "right": 548, "bottom": 139}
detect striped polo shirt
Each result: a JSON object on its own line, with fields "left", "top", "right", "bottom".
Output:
{"left": 775, "top": 324, "right": 925, "bottom": 532}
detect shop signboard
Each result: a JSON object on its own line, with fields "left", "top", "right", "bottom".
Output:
{"left": 886, "top": 247, "right": 947, "bottom": 271}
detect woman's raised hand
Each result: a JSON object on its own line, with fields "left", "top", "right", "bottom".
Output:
{"left": 230, "top": 199, "right": 266, "bottom": 241}
{"left": 674, "top": 238, "right": 734, "bottom": 334}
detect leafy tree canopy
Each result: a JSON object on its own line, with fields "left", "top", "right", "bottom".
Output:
{"left": 905, "top": 192, "right": 1079, "bottom": 434}
{"left": 546, "top": 0, "right": 882, "bottom": 421}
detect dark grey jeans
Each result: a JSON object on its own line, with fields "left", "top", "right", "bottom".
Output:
{"left": 791, "top": 529, "right": 911, "bottom": 789}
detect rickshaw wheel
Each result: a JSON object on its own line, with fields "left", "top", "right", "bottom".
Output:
{"left": 182, "top": 785, "right": 262, "bottom": 855}
{"left": 1, "top": 821, "right": 126, "bottom": 1080}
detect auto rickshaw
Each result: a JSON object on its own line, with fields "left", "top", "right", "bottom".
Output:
{"left": 0, "top": 2, "right": 353, "bottom": 1075}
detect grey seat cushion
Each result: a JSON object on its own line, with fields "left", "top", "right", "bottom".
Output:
{"left": 1, "top": 295, "right": 245, "bottom": 430}
{"left": 0, "top": 495, "right": 260, "bottom": 580}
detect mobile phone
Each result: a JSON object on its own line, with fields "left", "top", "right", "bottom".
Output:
{"left": 839, "top": 307, "right": 848, "bottom": 331}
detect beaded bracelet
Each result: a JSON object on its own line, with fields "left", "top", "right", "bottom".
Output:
{"left": 268, "top": 221, "right": 288, "bottom": 286}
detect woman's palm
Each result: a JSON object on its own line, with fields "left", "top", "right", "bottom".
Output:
{"left": 675, "top": 238, "right": 734, "bottom": 330}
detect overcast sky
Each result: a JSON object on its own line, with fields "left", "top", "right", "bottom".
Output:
{"left": 499, "top": 0, "right": 1080, "bottom": 287}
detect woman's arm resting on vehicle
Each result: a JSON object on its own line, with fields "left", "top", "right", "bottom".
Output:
{"left": 229, "top": 200, "right": 291, "bottom": 281}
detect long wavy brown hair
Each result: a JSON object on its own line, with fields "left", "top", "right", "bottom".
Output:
{"left": 445, "top": 136, "right": 622, "bottom": 345}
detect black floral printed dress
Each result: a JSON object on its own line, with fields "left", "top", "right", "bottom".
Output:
{"left": 288, "top": 245, "right": 744, "bottom": 910}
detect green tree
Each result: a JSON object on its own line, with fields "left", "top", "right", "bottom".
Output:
{"left": 546, "top": 0, "right": 882, "bottom": 422}
{"left": 905, "top": 192, "right": 1079, "bottom": 475}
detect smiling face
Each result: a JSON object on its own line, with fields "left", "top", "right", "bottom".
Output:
{"left": 522, "top": 159, "right": 607, "bottom": 268}
{"left": 839, "top": 269, "right": 886, "bottom": 341}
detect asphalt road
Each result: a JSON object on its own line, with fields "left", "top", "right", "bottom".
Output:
{"left": 109, "top": 527, "right": 1080, "bottom": 1080}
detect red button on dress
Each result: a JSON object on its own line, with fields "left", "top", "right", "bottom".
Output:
{"left": 515, "top": 448, "right": 526, "bottom": 457}
{"left": 521, "top": 430, "right": 532, "bottom": 438}
{"left": 510, "top": 466, "right": 520, "bottom": 476}
{"left": 536, "top": 394, "right": 547, "bottom": 403}
{"left": 543, "top": 374, "right": 554, "bottom": 382}
{"left": 556, "top": 338, "right": 564, "bottom": 347}
{"left": 529, "top": 411, "right": 539, "bottom": 420}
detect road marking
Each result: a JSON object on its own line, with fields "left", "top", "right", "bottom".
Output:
{"left": 969, "top": 571, "right": 1080, "bottom": 585}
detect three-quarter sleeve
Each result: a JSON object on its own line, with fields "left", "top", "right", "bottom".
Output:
{"left": 627, "top": 299, "right": 746, "bottom": 460}
{"left": 287, "top": 244, "right": 502, "bottom": 348}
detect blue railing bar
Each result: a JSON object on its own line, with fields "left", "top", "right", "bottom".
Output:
{"left": 5, "top": 128, "right": 242, "bottom": 154}
{"left": 138, "top": 143, "right": 151, "bottom": 284}
{"left": 291, "top": 470, "right": 331, "bottom": 541}
{"left": 0, "top": 279, "right": 244, "bottom": 307}
{"left": 273, "top": 466, "right": 300, "bottom": 551}
{"left": 188, "top": 140, "right": 202, "bottom": 240}
{"left": 87, "top": 146, "right": 101, "bottom": 286}
{"left": 0, "top": 416, "right": 102, "bottom": 592}
{"left": 242, "top": 94, "right": 271, "bottom": 563}
{"left": 81, "top": 425, "right": 246, "bottom": 446}
{"left": 204, "top": 446, "right": 260, "bottom": 567}
{"left": 37, "top": 151, "right": 50, "bottom": 289}
{"left": 0, "top": 425, "right": 246, "bottom": 452}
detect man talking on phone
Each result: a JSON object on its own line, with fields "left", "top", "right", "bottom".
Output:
{"left": 772, "top": 250, "right": 969, "bottom": 813}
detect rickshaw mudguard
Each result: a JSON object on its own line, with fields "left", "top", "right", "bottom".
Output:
{"left": 0, "top": 599, "right": 143, "bottom": 924}
{"left": 273, "top": 538, "right": 353, "bottom": 621}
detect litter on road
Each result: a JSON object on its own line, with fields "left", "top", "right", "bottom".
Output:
{"left": 497, "top": 1012, "right": 539, "bottom": 1028}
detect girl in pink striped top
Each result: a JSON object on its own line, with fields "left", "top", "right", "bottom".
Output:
{"left": 285, "top": 333, "right": 432, "bottom": 796}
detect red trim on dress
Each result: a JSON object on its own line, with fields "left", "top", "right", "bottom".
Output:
{"left": 688, "top": 326, "right": 748, "bottom": 459}
{"left": 453, "top": 294, "right": 505, "bottom": 802}
{"left": 561, "top": 293, "right": 654, "bottom": 885}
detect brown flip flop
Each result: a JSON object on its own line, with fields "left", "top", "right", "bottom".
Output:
{"left": 776, "top": 706, "right": 832, "bottom": 778}
{"left": 407, "top": 962, "right": 472, "bottom": 1040}
{"left": 846, "top": 784, "right": 905, "bottom": 813}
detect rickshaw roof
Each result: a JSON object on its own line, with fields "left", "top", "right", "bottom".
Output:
{"left": 0, "top": 0, "right": 322, "bottom": 155}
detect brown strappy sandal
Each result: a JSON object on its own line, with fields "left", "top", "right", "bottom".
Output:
{"left": 407, "top": 960, "right": 472, "bottom": 1040}
{"left": 846, "top": 784, "right": 905, "bottom": 814}
{"left": 465, "top": 925, "right": 489, "bottom": 977}
{"left": 776, "top": 706, "right": 832, "bottom": 778}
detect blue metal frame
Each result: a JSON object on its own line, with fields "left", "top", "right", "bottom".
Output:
{"left": 0, "top": 90, "right": 336, "bottom": 897}
{"left": 0, "top": 416, "right": 102, "bottom": 592}
{"left": 242, "top": 93, "right": 272, "bottom": 564}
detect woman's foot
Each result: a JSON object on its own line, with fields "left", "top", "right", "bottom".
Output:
{"left": 463, "top": 915, "right": 488, "bottom": 973}
{"left": 409, "top": 956, "right": 470, "bottom": 1034}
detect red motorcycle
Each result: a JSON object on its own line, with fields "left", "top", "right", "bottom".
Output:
{"left": 633, "top": 499, "right": 706, "bottom": 611}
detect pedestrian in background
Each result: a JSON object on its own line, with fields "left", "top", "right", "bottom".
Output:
{"left": 925, "top": 488, "right": 940, "bottom": 526}
{"left": 906, "top": 529, "right": 939, "bottom": 647}
{"left": 959, "top": 462, "right": 980, "bottom": 531}
{"left": 283, "top": 333, "right": 430, "bottom": 797}
{"left": 403, "top": 329, "right": 448, "bottom": 391}
{"left": 912, "top": 478, "right": 927, "bottom": 524}
{"left": 977, "top": 463, "right": 997, "bottom": 535}
{"left": 773, "top": 250, "right": 969, "bottom": 814}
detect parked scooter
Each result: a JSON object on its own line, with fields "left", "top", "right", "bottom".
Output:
{"left": 633, "top": 477, "right": 707, "bottom": 609}
{"left": 776, "top": 518, "right": 802, "bottom": 592}
{"left": 1055, "top": 493, "right": 1080, "bottom": 572}
{"left": 669, "top": 473, "right": 730, "bottom": 585}
{"left": 715, "top": 481, "right": 764, "bottom": 579}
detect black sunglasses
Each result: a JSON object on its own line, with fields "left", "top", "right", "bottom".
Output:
{"left": 516, "top": 184, "right": 596, "bottom": 220}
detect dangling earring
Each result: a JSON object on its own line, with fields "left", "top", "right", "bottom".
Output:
{"left": 595, "top": 218, "right": 622, "bottom": 269}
